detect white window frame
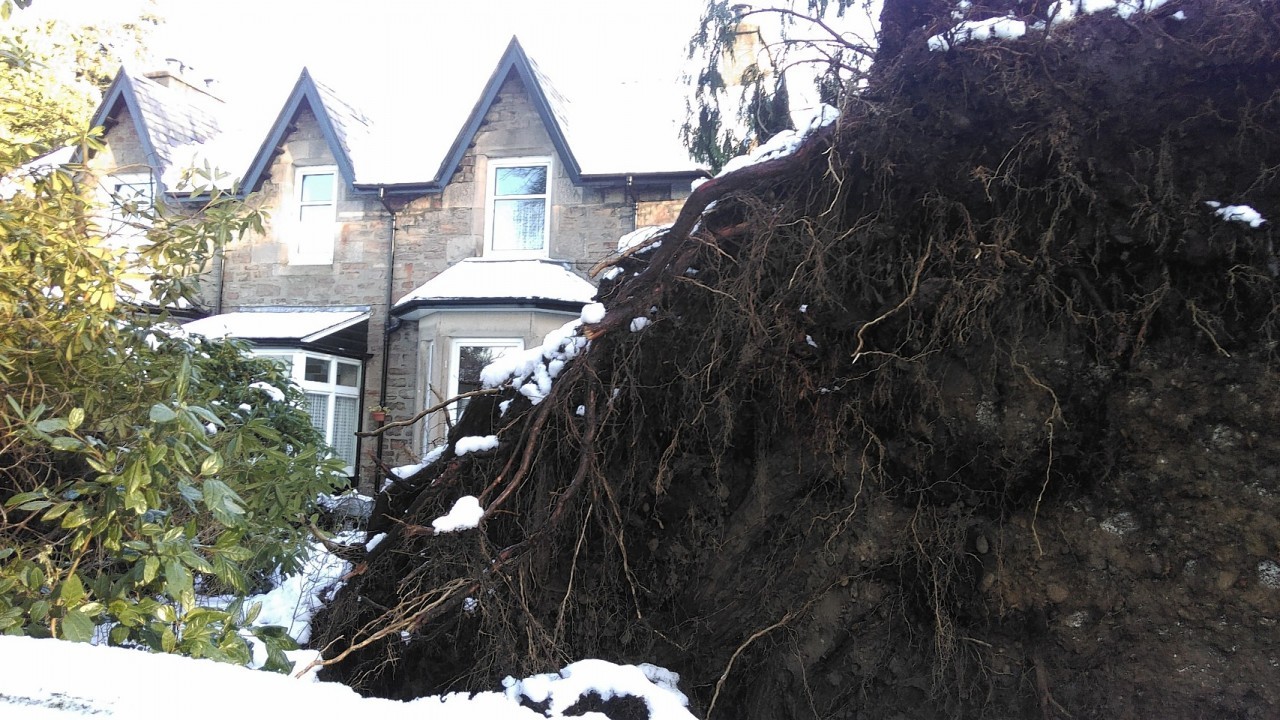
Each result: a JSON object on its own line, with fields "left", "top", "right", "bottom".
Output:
{"left": 447, "top": 338, "right": 524, "bottom": 422}
{"left": 254, "top": 350, "right": 361, "bottom": 475}
{"left": 101, "top": 171, "right": 154, "bottom": 244}
{"left": 484, "top": 157, "right": 551, "bottom": 258}
{"left": 290, "top": 165, "right": 338, "bottom": 265}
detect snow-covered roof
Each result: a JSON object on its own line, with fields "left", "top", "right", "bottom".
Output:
{"left": 182, "top": 308, "right": 370, "bottom": 342}
{"left": 94, "top": 37, "right": 701, "bottom": 196}
{"left": 393, "top": 258, "right": 595, "bottom": 317}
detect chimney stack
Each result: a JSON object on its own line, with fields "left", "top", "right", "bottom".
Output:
{"left": 144, "top": 58, "right": 223, "bottom": 105}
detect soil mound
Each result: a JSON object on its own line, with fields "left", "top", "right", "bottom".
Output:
{"left": 312, "top": 2, "right": 1280, "bottom": 717}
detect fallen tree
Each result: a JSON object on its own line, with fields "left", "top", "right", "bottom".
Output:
{"left": 312, "top": 2, "right": 1280, "bottom": 717}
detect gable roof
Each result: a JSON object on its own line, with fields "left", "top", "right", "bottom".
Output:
{"left": 239, "top": 69, "right": 373, "bottom": 193}
{"left": 89, "top": 36, "right": 703, "bottom": 197}
{"left": 87, "top": 70, "right": 223, "bottom": 192}
{"left": 429, "top": 37, "right": 583, "bottom": 187}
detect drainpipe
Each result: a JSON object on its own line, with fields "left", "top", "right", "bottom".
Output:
{"left": 374, "top": 187, "right": 399, "bottom": 475}
{"left": 626, "top": 174, "right": 637, "bottom": 233}
{"left": 214, "top": 245, "right": 225, "bottom": 315}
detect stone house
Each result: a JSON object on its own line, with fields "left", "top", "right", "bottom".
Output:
{"left": 82, "top": 39, "right": 702, "bottom": 489}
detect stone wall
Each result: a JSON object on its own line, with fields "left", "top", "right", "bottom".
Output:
{"left": 87, "top": 108, "right": 151, "bottom": 176}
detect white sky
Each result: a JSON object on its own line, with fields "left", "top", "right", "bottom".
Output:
{"left": 25, "top": 0, "right": 707, "bottom": 108}
{"left": 19, "top": 0, "right": 880, "bottom": 172}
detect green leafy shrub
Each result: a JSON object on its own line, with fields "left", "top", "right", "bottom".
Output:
{"left": 0, "top": 132, "right": 346, "bottom": 667}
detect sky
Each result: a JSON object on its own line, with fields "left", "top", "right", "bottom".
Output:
{"left": 20, "top": 0, "right": 880, "bottom": 128}
{"left": 23, "top": 0, "right": 710, "bottom": 113}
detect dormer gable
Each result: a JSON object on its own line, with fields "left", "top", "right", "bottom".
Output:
{"left": 240, "top": 69, "right": 371, "bottom": 194}
{"left": 434, "top": 36, "right": 582, "bottom": 187}
{"left": 84, "top": 69, "right": 222, "bottom": 194}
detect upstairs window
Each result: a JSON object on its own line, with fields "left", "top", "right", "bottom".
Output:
{"left": 486, "top": 158, "right": 550, "bottom": 256}
{"left": 102, "top": 172, "right": 154, "bottom": 242}
{"left": 292, "top": 166, "right": 337, "bottom": 265}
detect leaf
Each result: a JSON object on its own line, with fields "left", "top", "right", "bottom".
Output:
{"left": 164, "top": 559, "right": 192, "bottom": 604}
{"left": 153, "top": 604, "right": 176, "bottom": 623}
{"left": 60, "top": 506, "right": 90, "bottom": 529}
{"left": 67, "top": 407, "right": 85, "bottom": 430}
{"left": 202, "top": 478, "right": 246, "bottom": 526}
{"left": 50, "top": 436, "right": 84, "bottom": 451}
{"left": 199, "top": 451, "right": 223, "bottom": 477}
{"left": 148, "top": 403, "right": 177, "bottom": 423}
{"left": 35, "top": 417, "right": 68, "bottom": 433}
{"left": 142, "top": 556, "right": 159, "bottom": 584}
{"left": 61, "top": 608, "right": 95, "bottom": 643}
{"left": 59, "top": 573, "right": 86, "bottom": 604}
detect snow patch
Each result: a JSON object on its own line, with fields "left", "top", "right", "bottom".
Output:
{"left": 928, "top": 16, "right": 1027, "bottom": 51}
{"left": 1259, "top": 560, "right": 1280, "bottom": 590}
{"left": 248, "top": 382, "right": 285, "bottom": 402}
{"left": 717, "top": 104, "right": 839, "bottom": 177}
{"left": 0, "top": 634, "right": 696, "bottom": 719}
{"left": 1206, "top": 201, "right": 1267, "bottom": 228}
{"left": 455, "top": 435, "right": 499, "bottom": 456}
{"left": 630, "top": 317, "right": 652, "bottom": 332}
{"left": 241, "top": 533, "right": 358, "bottom": 645}
{"left": 617, "top": 225, "right": 669, "bottom": 253}
{"left": 432, "top": 496, "right": 485, "bottom": 533}
{"left": 580, "top": 302, "right": 606, "bottom": 324}
{"left": 503, "top": 659, "right": 695, "bottom": 720}
{"left": 930, "top": 1, "right": 1175, "bottom": 51}
{"left": 1100, "top": 512, "right": 1139, "bottom": 536}
{"left": 480, "top": 319, "right": 589, "bottom": 406}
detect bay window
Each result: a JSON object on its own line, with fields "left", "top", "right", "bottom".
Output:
{"left": 448, "top": 339, "right": 523, "bottom": 421}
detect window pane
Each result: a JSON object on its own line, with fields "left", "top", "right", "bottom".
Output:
{"left": 303, "top": 391, "right": 329, "bottom": 435}
{"left": 491, "top": 198, "right": 546, "bottom": 251}
{"left": 495, "top": 166, "right": 546, "bottom": 196}
{"left": 298, "top": 204, "right": 332, "bottom": 225}
{"left": 456, "top": 344, "right": 519, "bottom": 417}
{"left": 300, "top": 173, "right": 334, "bottom": 203}
{"left": 113, "top": 180, "right": 153, "bottom": 214}
{"left": 304, "top": 357, "right": 329, "bottom": 383}
{"left": 257, "top": 354, "right": 293, "bottom": 378}
{"left": 336, "top": 362, "right": 360, "bottom": 388}
{"left": 332, "top": 396, "right": 358, "bottom": 467}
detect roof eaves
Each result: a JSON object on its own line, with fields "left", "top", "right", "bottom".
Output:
{"left": 391, "top": 296, "right": 587, "bottom": 319}
{"left": 239, "top": 69, "right": 358, "bottom": 196}
{"left": 579, "top": 169, "right": 710, "bottom": 187}
{"left": 432, "top": 37, "right": 583, "bottom": 188}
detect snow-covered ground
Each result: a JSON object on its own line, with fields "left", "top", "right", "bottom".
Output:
{"left": 0, "top": 635, "right": 696, "bottom": 719}
{"left": 0, "top": 534, "right": 698, "bottom": 719}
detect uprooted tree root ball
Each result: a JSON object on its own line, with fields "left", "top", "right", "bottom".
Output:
{"left": 311, "top": 3, "right": 1280, "bottom": 718}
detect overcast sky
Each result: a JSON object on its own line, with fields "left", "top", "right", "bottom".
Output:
{"left": 20, "top": 0, "right": 879, "bottom": 160}
{"left": 27, "top": 0, "right": 707, "bottom": 106}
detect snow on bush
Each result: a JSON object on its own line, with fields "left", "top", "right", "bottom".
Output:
{"left": 455, "top": 435, "right": 499, "bottom": 456}
{"left": 248, "top": 381, "right": 286, "bottom": 402}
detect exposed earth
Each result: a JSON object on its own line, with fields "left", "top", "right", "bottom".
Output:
{"left": 312, "top": 2, "right": 1280, "bottom": 717}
